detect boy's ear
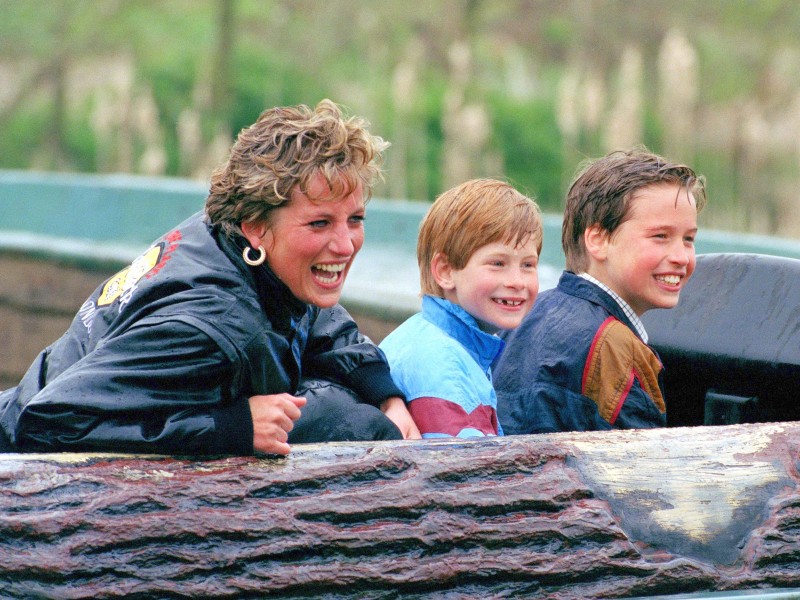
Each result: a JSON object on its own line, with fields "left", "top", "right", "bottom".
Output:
{"left": 431, "top": 252, "right": 456, "bottom": 290}
{"left": 584, "top": 225, "right": 609, "bottom": 262}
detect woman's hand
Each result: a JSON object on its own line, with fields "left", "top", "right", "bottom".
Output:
{"left": 380, "top": 396, "right": 421, "bottom": 440}
{"left": 248, "top": 393, "right": 307, "bottom": 455}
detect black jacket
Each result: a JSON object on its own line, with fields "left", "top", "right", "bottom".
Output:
{"left": 0, "top": 211, "right": 402, "bottom": 454}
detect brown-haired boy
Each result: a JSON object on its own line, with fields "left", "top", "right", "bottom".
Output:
{"left": 380, "top": 179, "right": 542, "bottom": 438}
{"left": 494, "top": 148, "right": 706, "bottom": 434}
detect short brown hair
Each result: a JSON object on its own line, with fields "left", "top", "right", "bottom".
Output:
{"left": 563, "top": 147, "right": 706, "bottom": 272}
{"left": 205, "top": 99, "right": 389, "bottom": 237}
{"left": 418, "top": 179, "right": 543, "bottom": 297}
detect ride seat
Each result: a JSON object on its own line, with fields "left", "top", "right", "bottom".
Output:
{"left": 641, "top": 253, "right": 800, "bottom": 427}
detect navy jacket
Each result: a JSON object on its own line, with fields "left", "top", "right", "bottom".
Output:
{"left": 0, "top": 211, "right": 401, "bottom": 454}
{"left": 494, "top": 271, "right": 666, "bottom": 435}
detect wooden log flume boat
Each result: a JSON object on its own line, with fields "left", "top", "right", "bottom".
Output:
{"left": 0, "top": 422, "right": 798, "bottom": 599}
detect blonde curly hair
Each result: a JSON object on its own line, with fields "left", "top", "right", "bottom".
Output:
{"left": 205, "top": 99, "right": 389, "bottom": 237}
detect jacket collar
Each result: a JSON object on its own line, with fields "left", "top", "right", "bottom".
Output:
{"left": 558, "top": 271, "right": 643, "bottom": 340}
{"left": 421, "top": 295, "right": 505, "bottom": 369}
{"left": 213, "top": 223, "right": 310, "bottom": 330}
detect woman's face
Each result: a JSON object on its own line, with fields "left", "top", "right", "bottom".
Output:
{"left": 245, "top": 173, "right": 366, "bottom": 308}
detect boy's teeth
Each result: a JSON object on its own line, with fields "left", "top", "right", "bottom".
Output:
{"left": 496, "top": 299, "right": 522, "bottom": 306}
{"left": 657, "top": 275, "right": 681, "bottom": 285}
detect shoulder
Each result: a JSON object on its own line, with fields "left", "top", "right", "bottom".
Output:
{"left": 382, "top": 315, "right": 467, "bottom": 367}
{"left": 382, "top": 319, "right": 485, "bottom": 401}
{"left": 526, "top": 283, "right": 604, "bottom": 327}
{"left": 381, "top": 314, "right": 442, "bottom": 354}
{"left": 495, "top": 288, "right": 611, "bottom": 391}
{"left": 502, "top": 286, "right": 604, "bottom": 356}
{"left": 582, "top": 318, "right": 664, "bottom": 421}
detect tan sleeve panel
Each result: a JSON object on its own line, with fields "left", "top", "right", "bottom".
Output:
{"left": 581, "top": 318, "right": 665, "bottom": 423}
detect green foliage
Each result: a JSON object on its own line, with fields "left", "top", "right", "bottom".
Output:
{"left": 1, "top": 0, "right": 800, "bottom": 236}
{"left": 0, "top": 109, "right": 48, "bottom": 170}
{"left": 542, "top": 15, "right": 575, "bottom": 47}
{"left": 641, "top": 107, "right": 664, "bottom": 152}
{"left": 416, "top": 83, "right": 448, "bottom": 201}
{"left": 232, "top": 52, "right": 324, "bottom": 126}
{"left": 147, "top": 57, "right": 197, "bottom": 124}
{"left": 490, "top": 96, "right": 565, "bottom": 211}
{"left": 64, "top": 113, "right": 98, "bottom": 172}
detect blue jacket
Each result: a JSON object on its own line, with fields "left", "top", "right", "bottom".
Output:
{"left": 0, "top": 211, "right": 402, "bottom": 454}
{"left": 379, "top": 296, "right": 505, "bottom": 438}
{"left": 494, "top": 271, "right": 666, "bottom": 435}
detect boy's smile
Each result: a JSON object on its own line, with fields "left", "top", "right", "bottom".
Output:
{"left": 439, "top": 239, "right": 540, "bottom": 331}
{"left": 586, "top": 182, "right": 698, "bottom": 316}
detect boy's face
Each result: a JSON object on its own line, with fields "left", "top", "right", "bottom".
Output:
{"left": 440, "top": 238, "right": 539, "bottom": 331}
{"left": 586, "top": 182, "right": 698, "bottom": 316}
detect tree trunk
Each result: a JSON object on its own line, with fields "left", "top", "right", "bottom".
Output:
{"left": 1, "top": 421, "right": 799, "bottom": 599}
{"left": 210, "top": 0, "right": 235, "bottom": 130}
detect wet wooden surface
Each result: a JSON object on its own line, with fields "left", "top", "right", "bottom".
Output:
{"left": 0, "top": 422, "right": 798, "bottom": 599}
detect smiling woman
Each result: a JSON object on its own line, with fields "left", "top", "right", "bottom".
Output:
{"left": 240, "top": 174, "right": 366, "bottom": 308}
{"left": 0, "top": 100, "right": 421, "bottom": 456}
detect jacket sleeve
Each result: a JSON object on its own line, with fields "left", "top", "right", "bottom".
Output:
{"left": 301, "top": 305, "right": 404, "bottom": 407}
{"left": 10, "top": 318, "right": 254, "bottom": 455}
{"left": 613, "top": 386, "right": 668, "bottom": 429}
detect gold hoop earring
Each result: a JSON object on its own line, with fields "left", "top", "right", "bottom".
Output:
{"left": 243, "top": 245, "right": 266, "bottom": 266}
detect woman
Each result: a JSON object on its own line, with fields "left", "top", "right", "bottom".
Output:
{"left": 0, "top": 100, "right": 420, "bottom": 455}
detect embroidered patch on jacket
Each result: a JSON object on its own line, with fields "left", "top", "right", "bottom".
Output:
{"left": 95, "top": 228, "right": 182, "bottom": 308}
{"left": 581, "top": 317, "right": 665, "bottom": 424}
{"left": 97, "top": 245, "right": 163, "bottom": 307}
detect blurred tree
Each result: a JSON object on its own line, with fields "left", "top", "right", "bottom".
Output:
{"left": 210, "top": 0, "right": 234, "bottom": 131}
{"left": 1, "top": 0, "right": 800, "bottom": 236}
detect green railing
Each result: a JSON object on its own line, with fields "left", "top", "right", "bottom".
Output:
{"left": 3, "top": 169, "right": 800, "bottom": 318}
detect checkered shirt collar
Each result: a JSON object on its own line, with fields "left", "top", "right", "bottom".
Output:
{"left": 578, "top": 272, "right": 649, "bottom": 343}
